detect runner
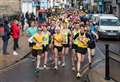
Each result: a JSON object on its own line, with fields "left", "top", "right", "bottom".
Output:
{"left": 48, "top": 20, "right": 56, "bottom": 64}
{"left": 29, "top": 28, "right": 44, "bottom": 72}
{"left": 71, "top": 23, "right": 79, "bottom": 71}
{"left": 76, "top": 26, "right": 89, "bottom": 78}
{"left": 41, "top": 23, "right": 51, "bottom": 69}
{"left": 53, "top": 24, "right": 63, "bottom": 70}
{"left": 26, "top": 20, "right": 38, "bottom": 48}
{"left": 61, "top": 20, "right": 71, "bottom": 67}
{"left": 87, "top": 21, "right": 98, "bottom": 68}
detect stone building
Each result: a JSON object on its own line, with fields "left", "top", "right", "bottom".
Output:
{"left": 0, "top": 0, "right": 21, "bottom": 16}
{"left": 104, "top": 0, "right": 120, "bottom": 18}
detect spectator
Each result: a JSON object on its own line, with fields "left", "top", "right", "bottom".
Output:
{"left": 20, "top": 13, "right": 25, "bottom": 32}
{"left": 2, "top": 18, "right": 10, "bottom": 55}
{"left": 25, "top": 11, "right": 29, "bottom": 21}
{"left": 11, "top": 19, "right": 20, "bottom": 55}
{"left": 31, "top": 12, "right": 36, "bottom": 21}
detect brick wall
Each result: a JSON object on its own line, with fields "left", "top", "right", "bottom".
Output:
{"left": 0, "top": 0, "right": 21, "bottom": 16}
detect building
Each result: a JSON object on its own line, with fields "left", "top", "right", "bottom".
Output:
{"left": 0, "top": 0, "right": 20, "bottom": 16}
{"left": 21, "top": 0, "right": 36, "bottom": 15}
{"left": 104, "top": 0, "right": 120, "bottom": 18}
{"left": 21, "top": 0, "right": 50, "bottom": 15}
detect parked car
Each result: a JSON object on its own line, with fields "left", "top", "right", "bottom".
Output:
{"left": 96, "top": 14, "right": 120, "bottom": 39}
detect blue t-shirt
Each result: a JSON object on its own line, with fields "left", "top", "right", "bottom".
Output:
{"left": 26, "top": 27, "right": 38, "bottom": 37}
{"left": 90, "top": 25, "right": 97, "bottom": 33}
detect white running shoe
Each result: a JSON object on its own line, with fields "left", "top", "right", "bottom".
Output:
{"left": 54, "top": 66, "right": 58, "bottom": 70}
{"left": 44, "top": 65, "right": 47, "bottom": 69}
{"left": 76, "top": 73, "right": 81, "bottom": 78}
{"left": 44, "top": 65, "right": 50, "bottom": 69}
{"left": 61, "top": 63, "right": 66, "bottom": 67}
{"left": 13, "top": 51, "right": 18, "bottom": 56}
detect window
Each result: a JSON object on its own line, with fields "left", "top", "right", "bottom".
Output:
{"left": 100, "top": 19, "right": 120, "bottom": 26}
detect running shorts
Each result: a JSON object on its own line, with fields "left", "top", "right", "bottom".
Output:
{"left": 43, "top": 45, "right": 49, "bottom": 52}
{"left": 32, "top": 49, "right": 43, "bottom": 57}
{"left": 77, "top": 47, "right": 87, "bottom": 54}
{"left": 63, "top": 44, "right": 69, "bottom": 48}
{"left": 54, "top": 46, "right": 63, "bottom": 52}
{"left": 88, "top": 41, "right": 96, "bottom": 49}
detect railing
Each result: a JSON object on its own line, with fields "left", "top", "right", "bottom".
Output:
{"left": 105, "top": 44, "right": 120, "bottom": 82}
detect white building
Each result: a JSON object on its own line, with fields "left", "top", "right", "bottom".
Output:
{"left": 21, "top": 0, "right": 36, "bottom": 14}
{"left": 49, "top": 0, "right": 69, "bottom": 8}
{"left": 21, "top": 0, "right": 49, "bottom": 15}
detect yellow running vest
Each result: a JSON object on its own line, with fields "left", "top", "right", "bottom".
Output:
{"left": 77, "top": 33, "right": 89, "bottom": 48}
{"left": 32, "top": 33, "right": 43, "bottom": 50}
{"left": 54, "top": 33, "right": 63, "bottom": 44}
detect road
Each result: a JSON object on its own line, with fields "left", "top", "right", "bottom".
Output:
{"left": 0, "top": 39, "right": 119, "bottom": 82}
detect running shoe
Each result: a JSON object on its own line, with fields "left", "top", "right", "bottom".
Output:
{"left": 61, "top": 62, "right": 66, "bottom": 67}
{"left": 76, "top": 73, "right": 81, "bottom": 78}
{"left": 54, "top": 66, "right": 58, "bottom": 70}
{"left": 35, "top": 68, "right": 40, "bottom": 73}
{"left": 13, "top": 51, "right": 18, "bottom": 55}
{"left": 44, "top": 65, "right": 50, "bottom": 69}
{"left": 44, "top": 65, "right": 47, "bottom": 68}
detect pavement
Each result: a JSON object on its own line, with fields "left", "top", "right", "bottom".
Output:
{"left": 88, "top": 47, "right": 117, "bottom": 82}
{"left": 0, "top": 33, "right": 31, "bottom": 70}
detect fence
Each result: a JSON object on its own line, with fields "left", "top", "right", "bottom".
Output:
{"left": 105, "top": 44, "right": 120, "bottom": 82}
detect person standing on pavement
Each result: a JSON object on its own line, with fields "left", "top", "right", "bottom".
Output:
{"left": 20, "top": 13, "right": 25, "bottom": 32}
{"left": 2, "top": 18, "right": 11, "bottom": 55}
{"left": 11, "top": 19, "right": 20, "bottom": 55}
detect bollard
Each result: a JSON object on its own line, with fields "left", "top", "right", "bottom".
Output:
{"left": 105, "top": 44, "right": 110, "bottom": 80}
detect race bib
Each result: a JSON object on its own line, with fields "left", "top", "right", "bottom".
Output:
{"left": 44, "top": 38, "right": 48, "bottom": 42}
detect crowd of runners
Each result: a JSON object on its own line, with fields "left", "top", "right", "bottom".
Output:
{"left": 26, "top": 9, "right": 98, "bottom": 78}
